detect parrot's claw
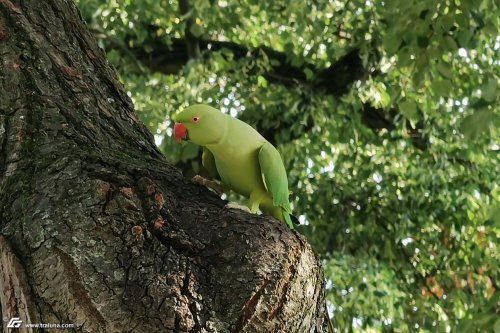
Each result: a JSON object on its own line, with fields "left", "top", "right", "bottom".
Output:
{"left": 225, "top": 202, "right": 251, "bottom": 213}
{"left": 192, "top": 175, "right": 226, "bottom": 196}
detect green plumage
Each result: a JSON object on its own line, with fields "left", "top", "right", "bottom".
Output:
{"left": 173, "top": 104, "right": 294, "bottom": 229}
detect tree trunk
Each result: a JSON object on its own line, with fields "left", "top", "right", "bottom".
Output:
{"left": 0, "top": 1, "right": 327, "bottom": 332}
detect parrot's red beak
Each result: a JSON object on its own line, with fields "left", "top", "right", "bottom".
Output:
{"left": 174, "top": 122, "right": 188, "bottom": 143}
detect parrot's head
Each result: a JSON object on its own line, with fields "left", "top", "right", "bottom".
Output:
{"left": 172, "top": 104, "right": 226, "bottom": 145}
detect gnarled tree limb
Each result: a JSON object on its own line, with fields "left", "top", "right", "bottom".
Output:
{"left": 0, "top": 1, "right": 328, "bottom": 332}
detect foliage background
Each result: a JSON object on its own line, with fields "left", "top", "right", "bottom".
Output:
{"left": 76, "top": 0, "right": 499, "bottom": 331}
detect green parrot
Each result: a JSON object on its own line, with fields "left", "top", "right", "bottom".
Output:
{"left": 172, "top": 104, "right": 294, "bottom": 229}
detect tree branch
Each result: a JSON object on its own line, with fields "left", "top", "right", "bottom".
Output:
{"left": 361, "top": 105, "right": 429, "bottom": 150}
{"left": 117, "top": 23, "right": 366, "bottom": 97}
{"left": 101, "top": 26, "right": 429, "bottom": 150}
{"left": 0, "top": 1, "right": 328, "bottom": 330}
{"left": 178, "top": 0, "right": 199, "bottom": 59}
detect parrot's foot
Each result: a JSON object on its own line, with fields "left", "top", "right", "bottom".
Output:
{"left": 225, "top": 202, "right": 252, "bottom": 213}
{"left": 192, "top": 175, "right": 225, "bottom": 196}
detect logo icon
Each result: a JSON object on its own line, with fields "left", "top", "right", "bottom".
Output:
{"left": 7, "top": 317, "right": 22, "bottom": 328}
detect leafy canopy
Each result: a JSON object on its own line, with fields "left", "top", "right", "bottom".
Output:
{"left": 77, "top": 0, "right": 499, "bottom": 331}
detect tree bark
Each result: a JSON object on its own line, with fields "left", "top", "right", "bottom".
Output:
{"left": 0, "top": 1, "right": 327, "bottom": 332}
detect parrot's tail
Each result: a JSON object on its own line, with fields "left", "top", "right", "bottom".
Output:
{"left": 283, "top": 211, "right": 295, "bottom": 230}
{"left": 265, "top": 206, "right": 295, "bottom": 230}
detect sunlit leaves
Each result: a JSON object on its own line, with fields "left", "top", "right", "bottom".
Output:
{"left": 325, "top": 254, "right": 407, "bottom": 330}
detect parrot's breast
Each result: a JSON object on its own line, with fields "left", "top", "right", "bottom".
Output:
{"left": 213, "top": 148, "right": 265, "bottom": 197}
{"left": 205, "top": 116, "right": 270, "bottom": 199}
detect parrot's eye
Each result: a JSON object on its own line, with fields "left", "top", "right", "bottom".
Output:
{"left": 191, "top": 116, "right": 200, "bottom": 124}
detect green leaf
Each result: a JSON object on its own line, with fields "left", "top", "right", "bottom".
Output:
{"left": 398, "top": 47, "right": 412, "bottom": 67}
{"left": 417, "top": 36, "right": 429, "bottom": 48}
{"left": 481, "top": 77, "right": 497, "bottom": 102}
{"left": 383, "top": 34, "right": 401, "bottom": 53}
{"left": 461, "top": 109, "right": 493, "bottom": 139}
{"left": 437, "top": 63, "right": 453, "bottom": 79}
{"left": 399, "top": 100, "right": 418, "bottom": 122}
{"left": 444, "top": 36, "right": 458, "bottom": 51}
{"left": 457, "top": 29, "right": 472, "bottom": 47}
{"left": 494, "top": 317, "right": 500, "bottom": 333}
{"left": 304, "top": 68, "right": 315, "bottom": 81}
{"left": 384, "top": 240, "right": 396, "bottom": 261}
{"left": 190, "top": 23, "right": 204, "bottom": 38}
{"left": 438, "top": 14, "right": 455, "bottom": 32}
{"left": 483, "top": 22, "right": 498, "bottom": 36}
{"left": 490, "top": 204, "right": 500, "bottom": 227}
{"left": 106, "top": 49, "right": 121, "bottom": 65}
{"left": 431, "top": 79, "right": 453, "bottom": 96}
{"left": 257, "top": 75, "right": 268, "bottom": 87}
{"left": 378, "top": 89, "right": 391, "bottom": 107}
{"left": 270, "top": 59, "right": 281, "bottom": 67}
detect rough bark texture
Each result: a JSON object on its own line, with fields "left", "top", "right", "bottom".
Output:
{"left": 0, "top": 1, "right": 327, "bottom": 332}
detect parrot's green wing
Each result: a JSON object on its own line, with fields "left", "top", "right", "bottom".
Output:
{"left": 202, "top": 147, "right": 220, "bottom": 180}
{"left": 258, "top": 142, "right": 292, "bottom": 213}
